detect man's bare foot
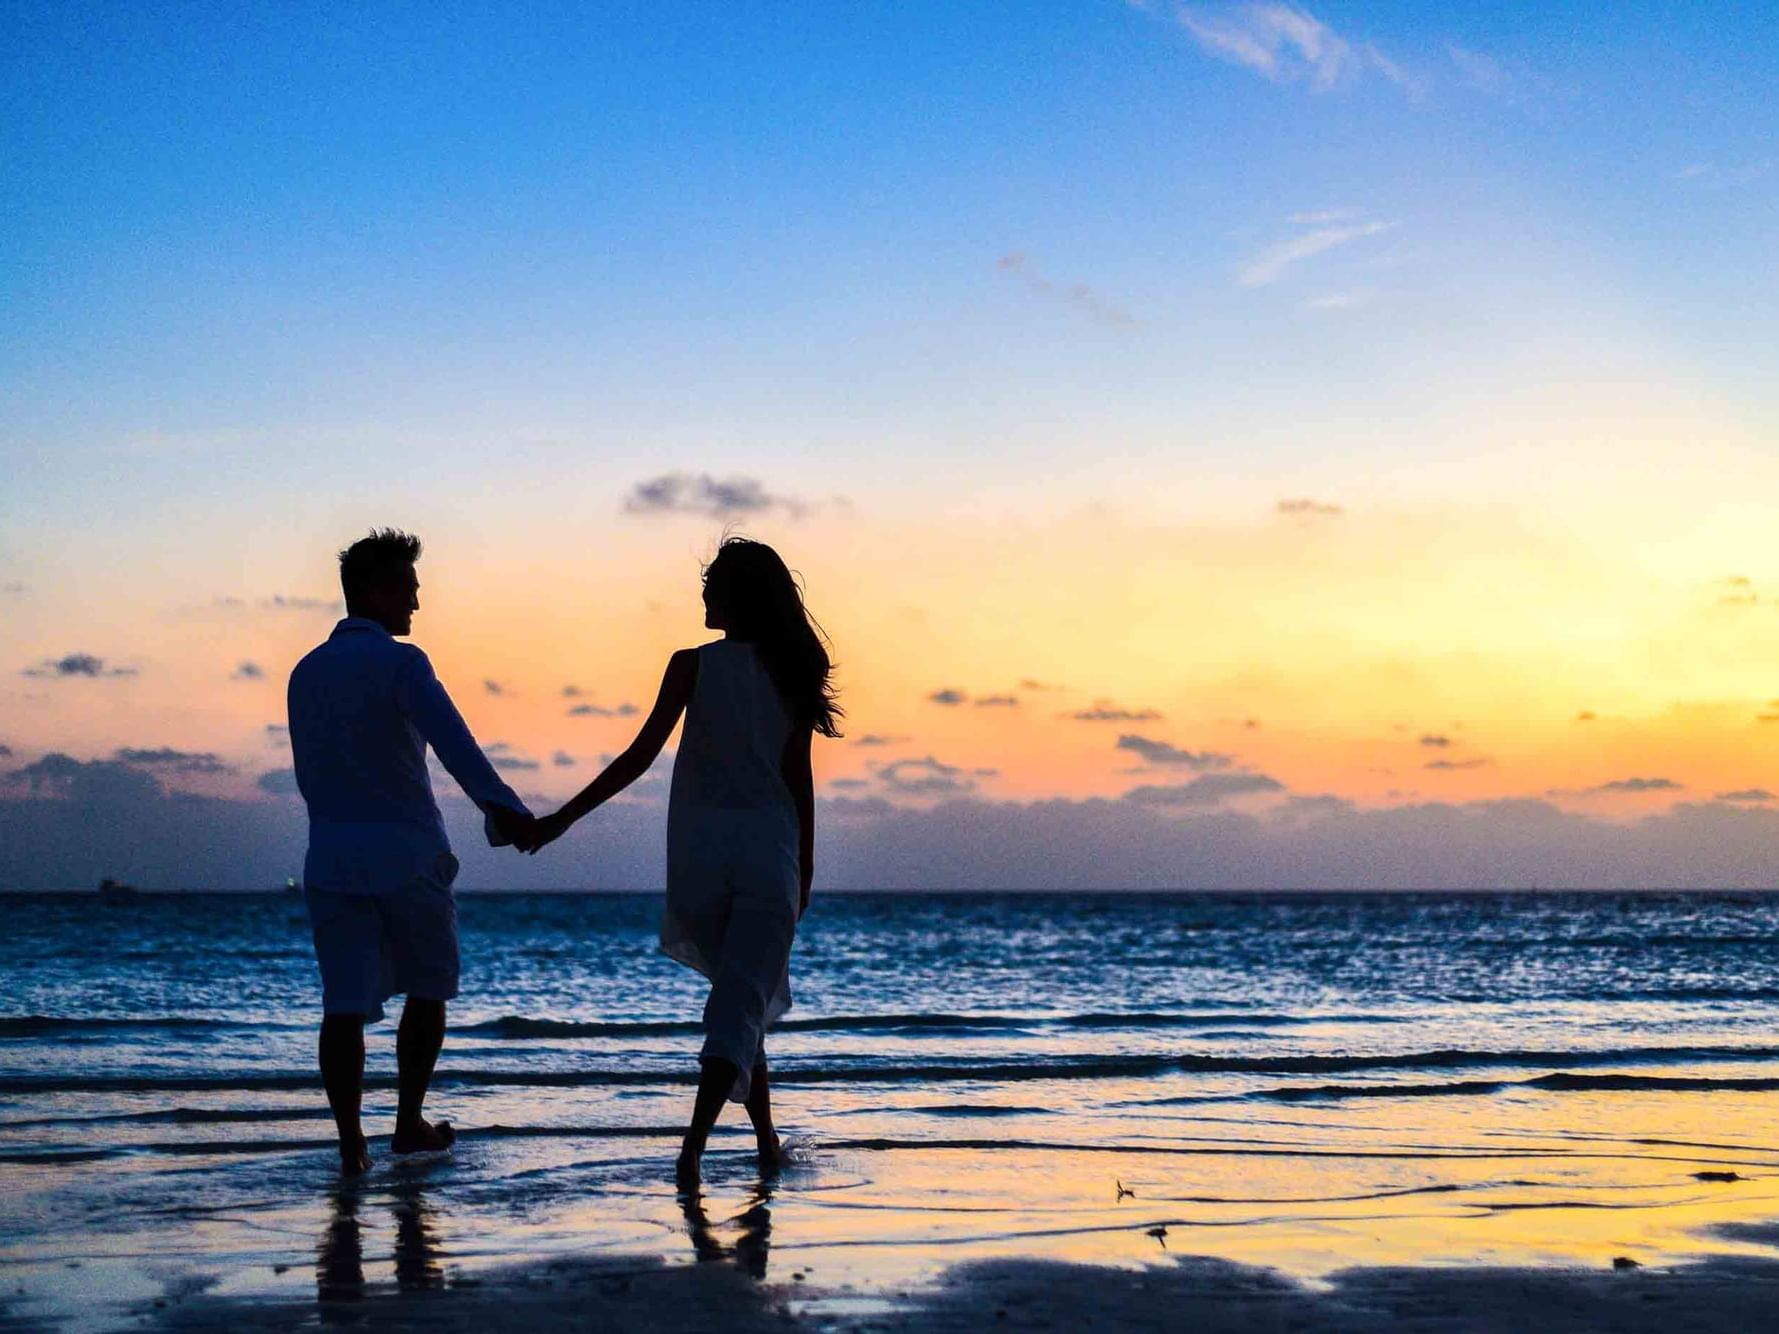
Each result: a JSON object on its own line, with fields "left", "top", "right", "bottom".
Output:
{"left": 675, "top": 1146, "right": 702, "bottom": 1189}
{"left": 391, "top": 1118, "right": 455, "bottom": 1155}
{"left": 340, "top": 1135, "right": 373, "bottom": 1177}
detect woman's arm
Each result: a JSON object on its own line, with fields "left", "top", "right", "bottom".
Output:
{"left": 531, "top": 649, "right": 697, "bottom": 851}
{"left": 782, "top": 722, "right": 815, "bottom": 916}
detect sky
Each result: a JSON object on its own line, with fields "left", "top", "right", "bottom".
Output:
{"left": 3, "top": 2, "right": 1779, "bottom": 888}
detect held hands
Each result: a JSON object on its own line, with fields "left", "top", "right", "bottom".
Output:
{"left": 525, "top": 808, "right": 575, "bottom": 855}
{"left": 487, "top": 803, "right": 543, "bottom": 853}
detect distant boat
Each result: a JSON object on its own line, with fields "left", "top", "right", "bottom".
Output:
{"left": 283, "top": 877, "right": 303, "bottom": 894}
{"left": 97, "top": 878, "right": 140, "bottom": 901}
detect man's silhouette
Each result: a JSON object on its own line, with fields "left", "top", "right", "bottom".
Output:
{"left": 287, "top": 528, "right": 536, "bottom": 1174}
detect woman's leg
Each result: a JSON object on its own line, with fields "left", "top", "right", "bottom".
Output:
{"left": 743, "top": 1048, "right": 782, "bottom": 1169}
{"left": 678, "top": 1057, "right": 740, "bottom": 1187}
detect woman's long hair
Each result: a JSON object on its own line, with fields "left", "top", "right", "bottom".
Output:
{"left": 702, "top": 537, "right": 843, "bottom": 738}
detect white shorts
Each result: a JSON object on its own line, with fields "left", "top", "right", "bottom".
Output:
{"left": 305, "top": 853, "right": 460, "bottom": 1022}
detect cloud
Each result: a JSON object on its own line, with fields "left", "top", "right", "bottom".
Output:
{"left": 1018, "top": 679, "right": 1066, "bottom": 692}
{"left": 1277, "top": 497, "right": 1343, "bottom": 518}
{"left": 1124, "top": 771, "right": 1286, "bottom": 805}
{"left": 5, "top": 752, "right": 165, "bottom": 804}
{"left": 853, "top": 734, "right": 908, "bottom": 747}
{"left": 1239, "top": 219, "right": 1392, "bottom": 287}
{"left": 1174, "top": 3, "right": 1356, "bottom": 90}
{"left": 829, "top": 777, "right": 870, "bottom": 790}
{"left": 265, "top": 723, "right": 288, "bottom": 741}
{"left": 1444, "top": 42, "right": 1507, "bottom": 95}
{"left": 1424, "top": 758, "right": 1490, "bottom": 771}
{"left": 2, "top": 582, "right": 26, "bottom": 594}
{"left": 1418, "top": 734, "right": 1452, "bottom": 748}
{"left": 1575, "top": 711, "right": 1597, "bottom": 723}
{"left": 623, "top": 473, "right": 808, "bottom": 519}
{"left": 974, "top": 695, "right": 1020, "bottom": 708}
{"left": 552, "top": 751, "right": 577, "bottom": 768}
{"left": 259, "top": 595, "right": 343, "bottom": 613}
{"left": 486, "top": 742, "right": 542, "bottom": 772}
{"left": 1116, "top": 734, "right": 1235, "bottom": 770}
{"left": 928, "top": 689, "right": 968, "bottom": 706}
{"left": 1070, "top": 704, "right": 1163, "bottom": 722}
{"left": 23, "top": 653, "right": 137, "bottom": 679}
{"left": 567, "top": 702, "right": 639, "bottom": 718}
{"left": 1717, "top": 789, "right": 1775, "bottom": 803}
{"left": 1590, "top": 776, "right": 1683, "bottom": 794}
{"left": 877, "top": 756, "right": 978, "bottom": 796}
{"left": 232, "top": 662, "right": 265, "bottom": 681}
{"left": 113, "top": 747, "right": 231, "bottom": 775}
{"left": 562, "top": 685, "right": 582, "bottom": 698}
{"left": 996, "top": 253, "right": 1137, "bottom": 328}
{"left": 484, "top": 679, "right": 506, "bottom": 696}
{"left": 257, "top": 768, "right": 300, "bottom": 796}
{"left": 0, "top": 744, "right": 10, "bottom": 758}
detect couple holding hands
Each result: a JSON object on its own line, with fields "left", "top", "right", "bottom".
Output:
{"left": 286, "top": 530, "right": 840, "bottom": 1185}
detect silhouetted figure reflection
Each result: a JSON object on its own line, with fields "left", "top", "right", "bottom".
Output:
{"left": 678, "top": 1176, "right": 775, "bottom": 1279}
{"left": 316, "top": 1187, "right": 365, "bottom": 1305}
{"left": 391, "top": 1178, "right": 447, "bottom": 1292}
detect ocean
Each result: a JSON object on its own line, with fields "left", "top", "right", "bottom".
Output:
{"left": 8, "top": 890, "right": 1779, "bottom": 1328}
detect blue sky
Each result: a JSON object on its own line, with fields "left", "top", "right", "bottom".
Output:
{"left": 4, "top": 3, "right": 1779, "bottom": 887}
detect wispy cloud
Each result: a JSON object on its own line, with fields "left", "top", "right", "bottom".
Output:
{"left": 1239, "top": 218, "right": 1392, "bottom": 287}
{"left": 996, "top": 253, "right": 1137, "bottom": 327}
{"left": 485, "top": 742, "right": 541, "bottom": 772}
{"left": 567, "top": 702, "right": 639, "bottom": 718}
{"left": 877, "top": 756, "right": 978, "bottom": 796}
{"left": 1069, "top": 703, "right": 1163, "bottom": 722}
{"left": 552, "top": 751, "right": 576, "bottom": 768}
{"left": 623, "top": 473, "right": 810, "bottom": 520}
{"left": 1425, "top": 758, "right": 1490, "bottom": 771}
{"left": 23, "top": 653, "right": 137, "bottom": 679}
{"left": 928, "top": 689, "right": 968, "bottom": 707}
{"left": 484, "top": 679, "right": 507, "bottom": 697}
{"left": 1124, "top": 771, "right": 1285, "bottom": 805}
{"left": 1163, "top": 4, "right": 1418, "bottom": 96}
{"left": 1116, "top": 734, "right": 1235, "bottom": 770}
{"left": 232, "top": 662, "right": 264, "bottom": 681}
{"left": 1277, "top": 497, "right": 1343, "bottom": 518}
{"left": 974, "top": 695, "right": 1020, "bottom": 708}
{"left": 1718, "top": 789, "right": 1775, "bottom": 803}
{"left": 1590, "top": 776, "right": 1683, "bottom": 794}
{"left": 853, "top": 734, "right": 908, "bottom": 747}
{"left": 114, "top": 747, "right": 231, "bottom": 775}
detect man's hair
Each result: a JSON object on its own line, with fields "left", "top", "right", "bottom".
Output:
{"left": 338, "top": 528, "right": 422, "bottom": 603}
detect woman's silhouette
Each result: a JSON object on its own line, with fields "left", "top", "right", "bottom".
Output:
{"left": 534, "top": 538, "right": 840, "bottom": 1185}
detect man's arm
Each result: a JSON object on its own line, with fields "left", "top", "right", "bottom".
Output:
{"left": 396, "top": 650, "right": 535, "bottom": 847}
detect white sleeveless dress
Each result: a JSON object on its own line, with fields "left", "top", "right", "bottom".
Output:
{"left": 662, "top": 640, "right": 801, "bottom": 1101}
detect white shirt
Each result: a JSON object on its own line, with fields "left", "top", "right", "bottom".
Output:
{"left": 288, "top": 618, "right": 528, "bottom": 894}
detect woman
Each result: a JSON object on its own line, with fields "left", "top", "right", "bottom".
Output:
{"left": 532, "top": 537, "right": 841, "bottom": 1185}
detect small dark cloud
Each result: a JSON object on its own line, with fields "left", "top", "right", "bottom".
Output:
{"left": 1124, "top": 772, "right": 1285, "bottom": 806}
{"left": 1758, "top": 714, "right": 1779, "bottom": 724}
{"left": 877, "top": 756, "right": 977, "bottom": 796}
{"left": 853, "top": 734, "right": 907, "bottom": 747}
{"left": 1591, "top": 776, "right": 1683, "bottom": 794}
{"left": 829, "top": 777, "right": 870, "bottom": 790}
{"left": 1116, "top": 735, "right": 1235, "bottom": 771}
{"left": 0, "top": 744, "right": 11, "bottom": 758}
{"left": 1242, "top": 718, "right": 1262, "bottom": 730}
{"left": 823, "top": 794, "right": 901, "bottom": 819}
{"left": 1718, "top": 789, "right": 1775, "bottom": 803}
{"left": 1424, "top": 758, "right": 1491, "bottom": 771}
{"left": 623, "top": 473, "right": 807, "bottom": 519}
{"left": 1576, "top": 711, "right": 1597, "bottom": 722}
{"left": 552, "top": 751, "right": 576, "bottom": 768}
{"left": 562, "top": 685, "right": 582, "bottom": 698}
{"left": 996, "top": 253, "right": 1137, "bottom": 328}
{"left": 232, "top": 662, "right": 265, "bottom": 681}
{"left": 2, "top": 582, "right": 26, "bottom": 594}
{"left": 1277, "top": 498, "right": 1344, "bottom": 518}
{"left": 568, "top": 702, "right": 639, "bottom": 718}
{"left": 972, "top": 767, "right": 999, "bottom": 778}
{"left": 928, "top": 689, "right": 967, "bottom": 706}
{"left": 6, "top": 753, "right": 163, "bottom": 803}
{"left": 484, "top": 679, "right": 506, "bottom": 697}
{"left": 974, "top": 695, "right": 1019, "bottom": 708}
{"left": 1018, "top": 679, "right": 1065, "bottom": 692}
{"left": 114, "top": 747, "right": 231, "bottom": 775}
{"left": 491, "top": 754, "right": 542, "bottom": 772}
{"left": 23, "top": 653, "right": 137, "bottom": 679}
{"left": 260, "top": 595, "right": 343, "bottom": 613}
{"left": 257, "top": 768, "right": 300, "bottom": 796}
{"left": 1070, "top": 704, "right": 1162, "bottom": 722}
{"left": 1419, "top": 734, "right": 1452, "bottom": 748}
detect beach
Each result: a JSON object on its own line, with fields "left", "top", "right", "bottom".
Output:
{"left": 9, "top": 891, "right": 1779, "bottom": 1330}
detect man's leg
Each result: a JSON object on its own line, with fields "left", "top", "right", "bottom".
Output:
{"left": 319, "top": 1014, "right": 371, "bottom": 1175}
{"left": 392, "top": 997, "right": 455, "bottom": 1153}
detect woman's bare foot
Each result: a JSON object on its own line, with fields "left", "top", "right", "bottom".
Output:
{"left": 340, "top": 1135, "right": 373, "bottom": 1177}
{"left": 391, "top": 1117, "right": 455, "bottom": 1155}
{"left": 675, "top": 1146, "right": 703, "bottom": 1189}
{"left": 756, "top": 1132, "right": 785, "bottom": 1173}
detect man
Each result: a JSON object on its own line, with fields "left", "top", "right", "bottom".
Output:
{"left": 288, "top": 528, "right": 537, "bottom": 1175}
